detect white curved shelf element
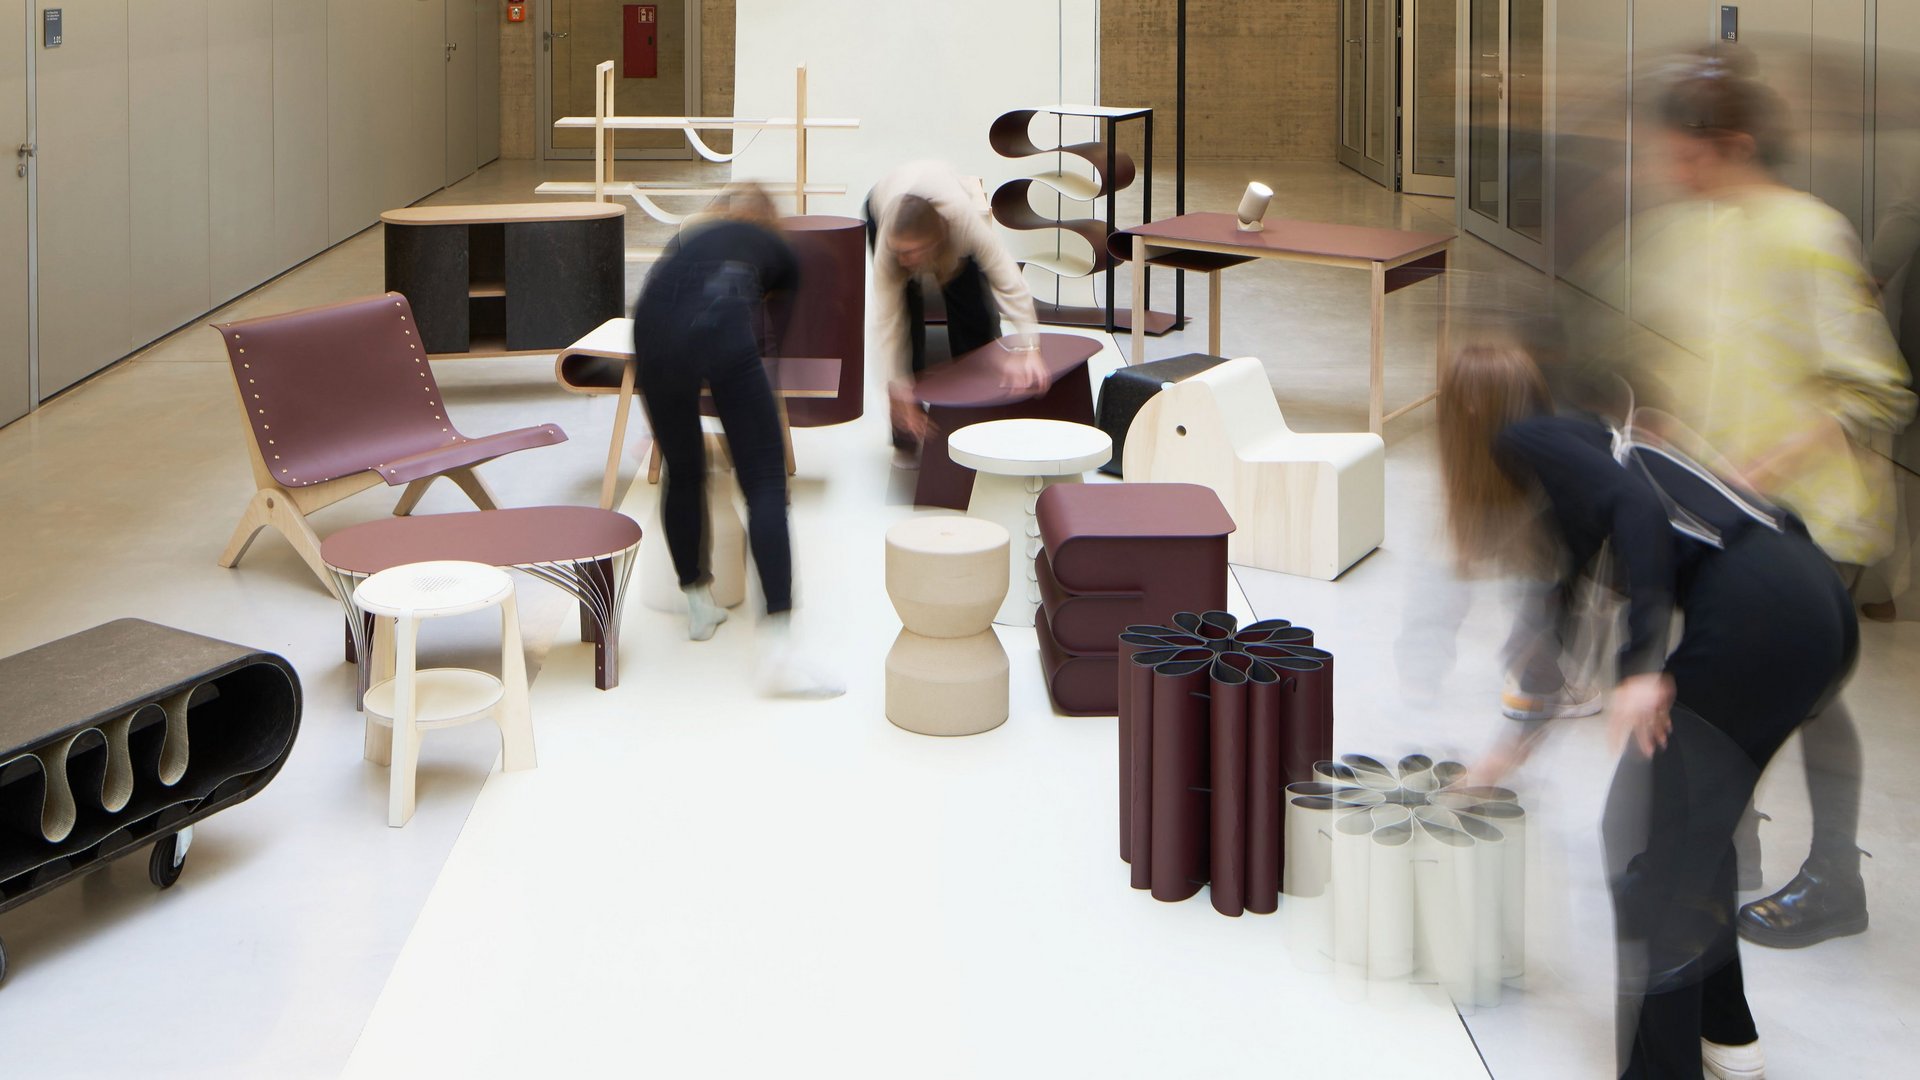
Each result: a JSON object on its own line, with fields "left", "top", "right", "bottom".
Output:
{"left": 1023, "top": 251, "right": 1098, "bottom": 280}
{"left": 552, "top": 116, "right": 860, "bottom": 130}
{"left": 1024, "top": 170, "right": 1103, "bottom": 201}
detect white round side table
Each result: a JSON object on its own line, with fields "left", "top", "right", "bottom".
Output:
{"left": 947, "top": 418, "right": 1112, "bottom": 626}
{"left": 352, "top": 560, "right": 535, "bottom": 827}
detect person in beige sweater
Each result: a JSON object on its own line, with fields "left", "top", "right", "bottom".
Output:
{"left": 865, "top": 160, "right": 1046, "bottom": 455}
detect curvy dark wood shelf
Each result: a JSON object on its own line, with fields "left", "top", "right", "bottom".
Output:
{"left": 0, "top": 620, "right": 302, "bottom": 982}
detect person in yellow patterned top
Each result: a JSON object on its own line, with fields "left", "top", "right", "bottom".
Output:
{"left": 1645, "top": 60, "right": 1914, "bottom": 566}
{"left": 1636, "top": 51, "right": 1916, "bottom": 971}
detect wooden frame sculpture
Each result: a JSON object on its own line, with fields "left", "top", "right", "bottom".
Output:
{"left": 535, "top": 63, "right": 857, "bottom": 223}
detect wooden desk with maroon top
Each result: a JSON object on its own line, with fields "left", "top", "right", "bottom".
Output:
{"left": 1112, "top": 212, "right": 1453, "bottom": 433}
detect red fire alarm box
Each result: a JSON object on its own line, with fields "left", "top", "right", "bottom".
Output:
{"left": 624, "top": 5, "right": 657, "bottom": 79}
{"left": 507, "top": 3, "right": 525, "bottom": 23}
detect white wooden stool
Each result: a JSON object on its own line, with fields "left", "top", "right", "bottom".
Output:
{"left": 884, "top": 515, "right": 1011, "bottom": 736}
{"left": 353, "top": 560, "right": 534, "bottom": 827}
{"left": 947, "top": 419, "right": 1112, "bottom": 627}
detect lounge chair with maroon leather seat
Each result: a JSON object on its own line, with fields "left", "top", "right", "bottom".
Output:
{"left": 213, "top": 293, "right": 567, "bottom": 594}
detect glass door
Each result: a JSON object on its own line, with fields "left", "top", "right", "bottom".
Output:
{"left": 1338, "top": 0, "right": 1395, "bottom": 188}
{"left": 1401, "top": 0, "right": 1457, "bottom": 197}
{"left": 1466, "top": 0, "right": 1543, "bottom": 267}
{"left": 539, "top": 0, "right": 699, "bottom": 161}
{"left": 1462, "top": 0, "right": 1551, "bottom": 269}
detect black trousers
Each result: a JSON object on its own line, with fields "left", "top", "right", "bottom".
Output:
{"left": 1608, "top": 526, "right": 1857, "bottom": 1079}
{"left": 635, "top": 291, "right": 793, "bottom": 615}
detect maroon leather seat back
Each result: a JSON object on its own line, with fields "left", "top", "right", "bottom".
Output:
{"left": 215, "top": 294, "right": 466, "bottom": 488}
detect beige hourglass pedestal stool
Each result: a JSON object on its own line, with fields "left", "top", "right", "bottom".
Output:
{"left": 947, "top": 419, "right": 1113, "bottom": 627}
{"left": 352, "top": 560, "right": 535, "bottom": 827}
{"left": 884, "top": 516, "right": 1011, "bottom": 736}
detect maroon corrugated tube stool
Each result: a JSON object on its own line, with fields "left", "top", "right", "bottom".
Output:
{"left": 1033, "top": 483, "right": 1234, "bottom": 715}
{"left": 1118, "top": 612, "right": 1334, "bottom": 917}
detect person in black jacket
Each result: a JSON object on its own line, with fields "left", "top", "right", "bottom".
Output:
{"left": 632, "top": 187, "right": 841, "bottom": 698}
{"left": 1439, "top": 345, "right": 1857, "bottom": 1080}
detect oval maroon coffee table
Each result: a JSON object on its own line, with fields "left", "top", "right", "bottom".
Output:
{"left": 320, "top": 507, "right": 642, "bottom": 698}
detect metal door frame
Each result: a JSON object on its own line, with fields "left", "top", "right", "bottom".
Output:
{"left": 537, "top": 0, "right": 699, "bottom": 161}
{"left": 1338, "top": 0, "right": 1396, "bottom": 187}
{"left": 1400, "top": 0, "right": 1456, "bottom": 196}
{"left": 1458, "top": 0, "right": 1553, "bottom": 271}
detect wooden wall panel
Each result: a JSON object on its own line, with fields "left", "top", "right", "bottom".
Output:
{"left": 35, "top": 0, "right": 132, "bottom": 396}
{"left": 274, "top": 0, "right": 330, "bottom": 269}
{"left": 208, "top": 0, "right": 278, "bottom": 305}
{"left": 415, "top": 0, "right": 452, "bottom": 196}
{"left": 477, "top": 0, "right": 502, "bottom": 164}
{"left": 130, "top": 0, "right": 213, "bottom": 344}
{"left": 327, "top": 0, "right": 378, "bottom": 243}
{"left": 1, "top": 0, "right": 29, "bottom": 423}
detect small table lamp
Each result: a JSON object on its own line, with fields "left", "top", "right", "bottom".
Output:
{"left": 1236, "top": 182, "right": 1273, "bottom": 232}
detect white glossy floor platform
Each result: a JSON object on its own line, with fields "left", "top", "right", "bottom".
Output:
{"left": 1, "top": 158, "right": 1915, "bottom": 1078}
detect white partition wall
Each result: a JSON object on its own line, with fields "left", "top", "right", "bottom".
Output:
{"left": 731, "top": 0, "right": 1101, "bottom": 230}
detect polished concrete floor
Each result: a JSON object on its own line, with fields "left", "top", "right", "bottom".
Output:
{"left": 0, "top": 156, "right": 1914, "bottom": 1077}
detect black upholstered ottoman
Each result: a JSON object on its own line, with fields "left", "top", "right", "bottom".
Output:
{"left": 1094, "top": 354, "right": 1230, "bottom": 477}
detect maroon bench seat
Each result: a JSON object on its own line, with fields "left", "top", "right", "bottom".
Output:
{"left": 320, "top": 507, "right": 641, "bottom": 696}
{"left": 910, "top": 333, "right": 1102, "bottom": 510}
{"left": 1032, "top": 483, "right": 1234, "bottom": 715}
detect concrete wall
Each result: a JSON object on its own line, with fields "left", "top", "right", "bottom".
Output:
{"left": 1101, "top": 0, "right": 1337, "bottom": 164}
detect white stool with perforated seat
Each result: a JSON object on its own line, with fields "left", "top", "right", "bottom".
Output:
{"left": 353, "top": 560, "right": 534, "bottom": 827}
{"left": 948, "top": 418, "right": 1113, "bottom": 627}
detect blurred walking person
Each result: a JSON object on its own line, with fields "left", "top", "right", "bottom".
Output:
{"left": 1638, "top": 49, "right": 1914, "bottom": 949}
{"left": 632, "top": 185, "right": 843, "bottom": 698}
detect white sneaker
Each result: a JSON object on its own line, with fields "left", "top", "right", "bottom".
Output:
{"left": 683, "top": 583, "right": 728, "bottom": 642}
{"left": 757, "top": 613, "right": 845, "bottom": 699}
{"left": 1702, "top": 1038, "right": 1765, "bottom": 1080}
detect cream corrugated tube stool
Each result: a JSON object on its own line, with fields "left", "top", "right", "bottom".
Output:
{"left": 353, "top": 560, "right": 534, "bottom": 827}
{"left": 884, "top": 516, "right": 1011, "bottom": 736}
{"left": 947, "top": 418, "right": 1113, "bottom": 626}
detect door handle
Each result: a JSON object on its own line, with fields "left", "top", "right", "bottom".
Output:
{"left": 445, "top": 42, "right": 458, "bottom": 61}
{"left": 544, "top": 30, "right": 570, "bottom": 51}
{"left": 16, "top": 143, "right": 32, "bottom": 158}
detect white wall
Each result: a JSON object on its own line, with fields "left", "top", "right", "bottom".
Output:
{"left": 731, "top": 0, "right": 1102, "bottom": 296}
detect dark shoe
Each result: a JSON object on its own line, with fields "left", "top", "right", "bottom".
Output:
{"left": 1737, "top": 861, "right": 1867, "bottom": 948}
